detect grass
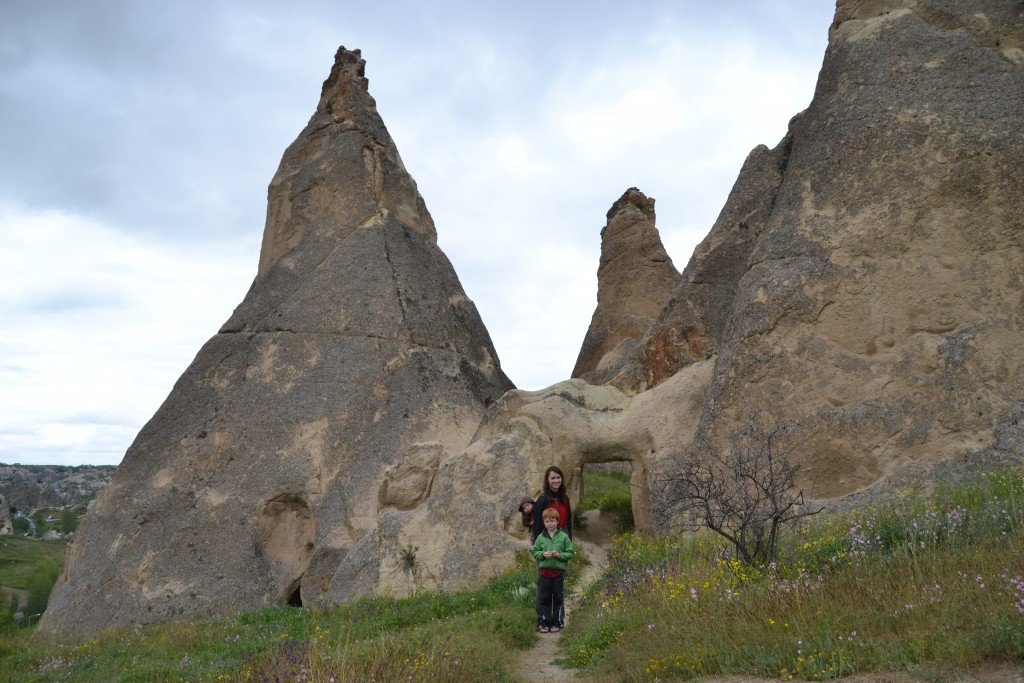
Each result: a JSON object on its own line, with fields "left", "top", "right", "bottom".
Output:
{"left": 561, "top": 468, "right": 1024, "bottom": 680}
{"left": 1, "top": 552, "right": 540, "bottom": 681}
{"left": 6, "top": 469, "right": 1022, "bottom": 680}
{"left": 0, "top": 537, "right": 66, "bottom": 590}
{"left": 580, "top": 470, "right": 634, "bottom": 530}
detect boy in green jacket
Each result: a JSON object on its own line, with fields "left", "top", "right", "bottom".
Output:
{"left": 533, "top": 507, "right": 574, "bottom": 632}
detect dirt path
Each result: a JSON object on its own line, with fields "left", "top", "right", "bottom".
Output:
{"left": 514, "top": 510, "right": 613, "bottom": 682}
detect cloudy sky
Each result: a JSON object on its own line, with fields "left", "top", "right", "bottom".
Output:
{"left": 0, "top": 1, "right": 835, "bottom": 466}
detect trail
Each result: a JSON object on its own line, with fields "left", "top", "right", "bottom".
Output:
{"left": 515, "top": 510, "right": 613, "bottom": 682}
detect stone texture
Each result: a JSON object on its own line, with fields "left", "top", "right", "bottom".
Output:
{"left": 0, "top": 494, "right": 11, "bottom": 535}
{"left": 637, "top": 0, "right": 1024, "bottom": 517}
{"left": 0, "top": 464, "right": 115, "bottom": 510}
{"left": 38, "top": 47, "right": 512, "bottom": 638}
{"left": 572, "top": 188, "right": 679, "bottom": 381}
{"left": 37, "top": 0, "right": 1024, "bottom": 638}
{"left": 366, "top": 360, "right": 714, "bottom": 597}
{"left": 635, "top": 134, "right": 793, "bottom": 390}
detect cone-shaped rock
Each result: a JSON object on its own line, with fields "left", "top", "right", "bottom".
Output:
{"left": 39, "top": 47, "right": 513, "bottom": 638}
{"left": 572, "top": 188, "right": 679, "bottom": 381}
{"left": 639, "top": 0, "right": 1024, "bottom": 516}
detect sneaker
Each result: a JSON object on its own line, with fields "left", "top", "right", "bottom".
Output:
{"left": 539, "top": 625, "right": 549, "bottom": 633}
{"left": 549, "top": 625, "right": 560, "bottom": 632}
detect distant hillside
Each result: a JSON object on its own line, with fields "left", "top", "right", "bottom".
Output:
{"left": 0, "top": 464, "right": 116, "bottom": 511}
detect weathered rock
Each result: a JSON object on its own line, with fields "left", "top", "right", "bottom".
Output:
{"left": 0, "top": 464, "right": 115, "bottom": 510}
{"left": 367, "top": 359, "right": 715, "bottom": 596}
{"left": 0, "top": 494, "right": 11, "bottom": 535}
{"left": 572, "top": 188, "right": 679, "bottom": 382}
{"left": 38, "top": 47, "right": 512, "bottom": 638}
{"left": 639, "top": 0, "right": 1024, "bottom": 514}
{"left": 635, "top": 134, "right": 793, "bottom": 390}
{"left": 36, "top": 0, "right": 1024, "bottom": 638}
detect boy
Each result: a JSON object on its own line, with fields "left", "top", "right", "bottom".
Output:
{"left": 532, "top": 507, "right": 574, "bottom": 632}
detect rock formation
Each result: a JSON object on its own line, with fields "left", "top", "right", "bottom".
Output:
{"left": 38, "top": 47, "right": 512, "bottom": 638}
{"left": 613, "top": 0, "right": 1024, "bottom": 514}
{"left": 0, "top": 494, "right": 11, "bottom": 535}
{"left": 40, "top": 0, "right": 1024, "bottom": 638}
{"left": 0, "top": 464, "right": 115, "bottom": 510}
{"left": 572, "top": 188, "right": 678, "bottom": 382}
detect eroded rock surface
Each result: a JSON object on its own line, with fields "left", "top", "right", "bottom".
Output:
{"left": 38, "top": 47, "right": 512, "bottom": 638}
{"left": 369, "top": 361, "right": 714, "bottom": 595}
{"left": 39, "top": 0, "right": 1024, "bottom": 638}
{"left": 573, "top": 188, "right": 679, "bottom": 382}
{"left": 0, "top": 494, "right": 11, "bottom": 535}
{"left": 636, "top": 0, "right": 1024, "bottom": 514}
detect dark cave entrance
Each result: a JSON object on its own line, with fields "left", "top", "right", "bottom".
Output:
{"left": 287, "top": 584, "right": 303, "bottom": 607}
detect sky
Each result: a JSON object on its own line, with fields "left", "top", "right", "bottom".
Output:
{"left": 0, "top": 1, "right": 835, "bottom": 466}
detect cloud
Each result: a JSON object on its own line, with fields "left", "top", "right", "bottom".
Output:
{"left": 0, "top": 203, "right": 255, "bottom": 465}
{"left": 0, "top": 1, "right": 835, "bottom": 464}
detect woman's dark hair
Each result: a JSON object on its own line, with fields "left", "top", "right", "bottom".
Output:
{"left": 542, "top": 466, "right": 567, "bottom": 501}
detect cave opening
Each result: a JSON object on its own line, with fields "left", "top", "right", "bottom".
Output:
{"left": 287, "top": 585, "right": 303, "bottom": 607}
{"left": 577, "top": 461, "right": 636, "bottom": 534}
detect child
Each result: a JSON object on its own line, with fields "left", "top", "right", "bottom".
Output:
{"left": 518, "top": 497, "right": 535, "bottom": 539}
{"left": 532, "top": 507, "right": 574, "bottom": 632}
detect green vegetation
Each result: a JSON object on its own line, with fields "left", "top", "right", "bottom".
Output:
{"left": 11, "top": 516, "right": 30, "bottom": 535}
{"left": 0, "top": 551, "right": 539, "bottom": 681}
{"left": 0, "top": 536, "right": 66, "bottom": 590}
{"left": 17, "top": 506, "right": 86, "bottom": 539}
{"left": 580, "top": 469, "right": 634, "bottom": 530}
{"left": 4, "top": 469, "right": 1022, "bottom": 680}
{"left": 561, "top": 468, "right": 1024, "bottom": 680}
{"left": 24, "top": 559, "right": 59, "bottom": 618}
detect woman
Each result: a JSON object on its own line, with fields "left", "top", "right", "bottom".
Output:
{"left": 531, "top": 466, "right": 572, "bottom": 540}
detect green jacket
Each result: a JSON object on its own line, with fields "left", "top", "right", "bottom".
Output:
{"left": 532, "top": 529, "right": 574, "bottom": 572}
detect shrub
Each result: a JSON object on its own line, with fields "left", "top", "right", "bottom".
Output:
{"left": 25, "top": 559, "right": 59, "bottom": 618}
{"left": 11, "top": 516, "right": 29, "bottom": 535}
{"left": 563, "top": 467, "right": 1024, "bottom": 680}
{"left": 664, "top": 420, "right": 822, "bottom": 565}
{"left": 60, "top": 509, "right": 78, "bottom": 534}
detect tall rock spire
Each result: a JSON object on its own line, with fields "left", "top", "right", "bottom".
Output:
{"left": 39, "top": 47, "right": 512, "bottom": 638}
{"left": 644, "top": 0, "right": 1024, "bottom": 515}
{"left": 257, "top": 47, "right": 435, "bottom": 279}
{"left": 572, "top": 188, "right": 679, "bottom": 381}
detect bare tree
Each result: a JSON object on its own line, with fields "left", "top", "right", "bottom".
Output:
{"left": 663, "top": 419, "right": 823, "bottom": 565}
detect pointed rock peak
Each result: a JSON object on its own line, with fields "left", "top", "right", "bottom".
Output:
{"left": 37, "top": 42, "right": 511, "bottom": 639}
{"left": 317, "top": 46, "right": 376, "bottom": 119}
{"left": 572, "top": 189, "right": 679, "bottom": 379}
{"left": 606, "top": 187, "right": 656, "bottom": 222}
{"left": 255, "top": 45, "right": 437, "bottom": 279}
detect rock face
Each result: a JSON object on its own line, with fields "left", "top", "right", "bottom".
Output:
{"left": 618, "top": 0, "right": 1024, "bottom": 516}
{"left": 0, "top": 494, "right": 11, "bottom": 535}
{"left": 38, "top": 47, "right": 512, "bottom": 638}
{"left": 0, "top": 464, "right": 115, "bottom": 510}
{"left": 39, "top": 0, "right": 1024, "bottom": 638}
{"left": 637, "top": 136, "right": 792, "bottom": 390}
{"left": 572, "top": 188, "right": 679, "bottom": 382}
{"left": 367, "top": 359, "right": 715, "bottom": 597}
